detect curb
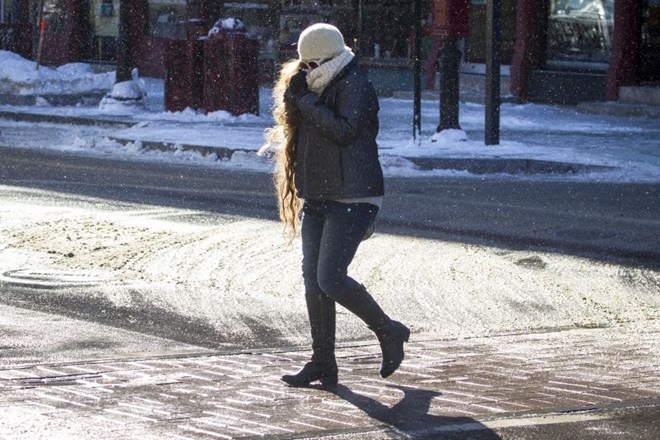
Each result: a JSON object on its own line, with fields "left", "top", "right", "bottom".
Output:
{"left": 406, "top": 156, "right": 616, "bottom": 175}
{"left": 109, "top": 136, "right": 237, "bottom": 160}
{"left": 0, "top": 92, "right": 106, "bottom": 107}
{"left": 0, "top": 110, "right": 134, "bottom": 128}
{"left": 111, "top": 136, "right": 616, "bottom": 176}
{"left": 2, "top": 110, "right": 618, "bottom": 176}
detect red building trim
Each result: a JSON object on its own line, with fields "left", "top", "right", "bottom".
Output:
{"left": 510, "top": 0, "right": 542, "bottom": 102}
{"left": 138, "top": 37, "right": 170, "bottom": 78}
{"left": 606, "top": 0, "right": 642, "bottom": 100}
{"left": 40, "top": 0, "right": 85, "bottom": 65}
{"left": 511, "top": 0, "right": 645, "bottom": 103}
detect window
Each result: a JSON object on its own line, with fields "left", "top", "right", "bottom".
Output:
{"left": 547, "top": 0, "right": 614, "bottom": 68}
{"left": 100, "top": 0, "right": 114, "bottom": 17}
{"left": 43, "top": 0, "right": 66, "bottom": 33}
{"left": 222, "top": 1, "right": 275, "bottom": 51}
{"left": 148, "top": 0, "right": 187, "bottom": 38}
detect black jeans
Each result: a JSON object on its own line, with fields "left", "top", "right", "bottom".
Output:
{"left": 301, "top": 199, "right": 379, "bottom": 302}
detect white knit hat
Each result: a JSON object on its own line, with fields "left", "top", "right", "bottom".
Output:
{"left": 297, "top": 23, "right": 346, "bottom": 61}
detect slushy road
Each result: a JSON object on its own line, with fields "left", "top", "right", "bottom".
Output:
{"left": 1, "top": 144, "right": 658, "bottom": 266}
{"left": 1, "top": 145, "right": 659, "bottom": 439}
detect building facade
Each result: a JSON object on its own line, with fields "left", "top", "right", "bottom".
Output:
{"left": 511, "top": 0, "right": 659, "bottom": 103}
{"left": 1, "top": 1, "right": 658, "bottom": 103}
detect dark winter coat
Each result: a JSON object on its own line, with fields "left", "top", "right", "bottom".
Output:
{"left": 294, "top": 60, "right": 384, "bottom": 200}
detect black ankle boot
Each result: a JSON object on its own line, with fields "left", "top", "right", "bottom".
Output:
{"left": 334, "top": 284, "right": 410, "bottom": 378}
{"left": 374, "top": 320, "right": 410, "bottom": 378}
{"left": 281, "top": 361, "right": 338, "bottom": 387}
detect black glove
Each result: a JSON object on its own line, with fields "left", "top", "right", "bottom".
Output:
{"left": 284, "top": 69, "right": 309, "bottom": 104}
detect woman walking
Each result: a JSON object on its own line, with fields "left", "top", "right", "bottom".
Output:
{"left": 263, "top": 23, "right": 410, "bottom": 387}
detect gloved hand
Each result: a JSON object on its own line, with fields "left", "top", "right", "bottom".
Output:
{"left": 284, "top": 69, "right": 309, "bottom": 104}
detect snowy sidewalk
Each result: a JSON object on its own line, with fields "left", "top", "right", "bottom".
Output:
{"left": 1, "top": 322, "right": 659, "bottom": 439}
{"left": 1, "top": 54, "right": 659, "bottom": 181}
{"left": 0, "top": 106, "right": 618, "bottom": 177}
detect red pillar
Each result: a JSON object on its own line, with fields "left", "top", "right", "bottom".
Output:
{"left": 39, "top": 0, "right": 86, "bottom": 65}
{"left": 510, "top": 0, "right": 543, "bottom": 102}
{"left": 606, "top": 0, "right": 642, "bottom": 100}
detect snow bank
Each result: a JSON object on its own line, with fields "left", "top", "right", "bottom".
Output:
{"left": 0, "top": 50, "right": 114, "bottom": 96}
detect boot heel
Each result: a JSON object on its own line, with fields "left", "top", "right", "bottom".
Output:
{"left": 378, "top": 321, "right": 410, "bottom": 378}
{"left": 319, "top": 374, "right": 338, "bottom": 387}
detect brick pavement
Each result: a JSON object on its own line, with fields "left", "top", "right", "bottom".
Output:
{"left": 1, "top": 323, "right": 659, "bottom": 439}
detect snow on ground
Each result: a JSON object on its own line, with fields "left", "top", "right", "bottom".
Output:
{"left": 1, "top": 50, "right": 659, "bottom": 182}
{"left": 0, "top": 50, "right": 114, "bottom": 95}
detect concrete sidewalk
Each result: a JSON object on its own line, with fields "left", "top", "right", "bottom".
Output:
{"left": 1, "top": 321, "right": 658, "bottom": 439}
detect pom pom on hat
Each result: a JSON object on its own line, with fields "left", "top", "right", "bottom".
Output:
{"left": 297, "top": 23, "right": 346, "bottom": 61}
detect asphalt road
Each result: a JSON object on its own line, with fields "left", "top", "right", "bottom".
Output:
{"left": 1, "top": 144, "right": 659, "bottom": 267}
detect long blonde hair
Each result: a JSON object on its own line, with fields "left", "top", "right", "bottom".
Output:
{"left": 261, "top": 59, "right": 304, "bottom": 240}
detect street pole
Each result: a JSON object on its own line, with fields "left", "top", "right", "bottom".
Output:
{"left": 413, "top": 0, "right": 422, "bottom": 143}
{"left": 30, "top": 0, "right": 45, "bottom": 61}
{"left": 115, "top": 0, "right": 133, "bottom": 83}
{"left": 34, "top": 0, "right": 46, "bottom": 70}
{"left": 436, "top": 37, "right": 461, "bottom": 132}
{"left": 358, "top": 0, "right": 363, "bottom": 54}
{"left": 485, "top": 0, "right": 501, "bottom": 145}
{"left": 35, "top": 15, "right": 45, "bottom": 70}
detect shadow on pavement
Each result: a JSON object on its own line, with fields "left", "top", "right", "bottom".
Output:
{"left": 330, "top": 384, "right": 502, "bottom": 439}
{"left": 0, "top": 284, "right": 290, "bottom": 350}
